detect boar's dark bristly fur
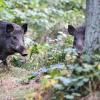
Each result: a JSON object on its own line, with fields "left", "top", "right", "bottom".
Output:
{"left": 68, "top": 25, "right": 85, "bottom": 65}
{"left": 68, "top": 25, "right": 85, "bottom": 54}
{"left": 0, "top": 21, "right": 28, "bottom": 66}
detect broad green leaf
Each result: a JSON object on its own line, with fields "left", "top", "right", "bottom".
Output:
{"left": 64, "top": 95, "right": 74, "bottom": 100}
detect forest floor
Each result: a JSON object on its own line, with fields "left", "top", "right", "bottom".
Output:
{"left": 0, "top": 67, "right": 43, "bottom": 100}
{"left": 0, "top": 66, "right": 100, "bottom": 100}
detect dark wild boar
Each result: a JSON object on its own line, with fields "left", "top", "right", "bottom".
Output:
{"left": 0, "top": 21, "right": 28, "bottom": 67}
{"left": 68, "top": 25, "right": 85, "bottom": 65}
{"left": 68, "top": 25, "right": 85, "bottom": 54}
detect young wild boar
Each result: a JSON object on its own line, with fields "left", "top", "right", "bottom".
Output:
{"left": 0, "top": 21, "right": 28, "bottom": 67}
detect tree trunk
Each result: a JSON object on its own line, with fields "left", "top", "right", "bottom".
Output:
{"left": 84, "top": 0, "right": 100, "bottom": 62}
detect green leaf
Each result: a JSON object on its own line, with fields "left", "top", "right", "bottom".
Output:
{"left": 83, "top": 78, "right": 89, "bottom": 82}
{"left": 75, "top": 66, "right": 83, "bottom": 73}
{"left": 64, "top": 95, "right": 74, "bottom": 100}
{"left": 55, "top": 77, "right": 73, "bottom": 86}
{"left": 53, "top": 84, "right": 64, "bottom": 90}
{"left": 77, "top": 81, "right": 84, "bottom": 87}
{"left": 72, "top": 93, "right": 81, "bottom": 97}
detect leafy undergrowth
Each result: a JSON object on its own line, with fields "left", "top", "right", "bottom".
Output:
{"left": 26, "top": 62, "right": 100, "bottom": 100}
{"left": 22, "top": 43, "right": 100, "bottom": 100}
{"left": 0, "top": 61, "right": 100, "bottom": 100}
{"left": 0, "top": 44, "right": 100, "bottom": 100}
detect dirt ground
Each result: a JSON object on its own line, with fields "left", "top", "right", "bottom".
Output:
{"left": 0, "top": 67, "right": 41, "bottom": 100}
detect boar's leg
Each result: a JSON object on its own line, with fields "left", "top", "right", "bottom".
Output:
{"left": 2, "top": 60, "right": 7, "bottom": 66}
{"left": 77, "top": 53, "right": 83, "bottom": 66}
{"left": 72, "top": 39, "right": 76, "bottom": 48}
{"left": 1, "top": 55, "right": 9, "bottom": 70}
{"left": 2, "top": 59, "right": 10, "bottom": 70}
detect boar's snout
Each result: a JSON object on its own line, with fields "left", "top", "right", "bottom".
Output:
{"left": 76, "top": 43, "right": 83, "bottom": 55}
{"left": 17, "top": 46, "right": 28, "bottom": 56}
{"left": 21, "top": 50, "right": 28, "bottom": 56}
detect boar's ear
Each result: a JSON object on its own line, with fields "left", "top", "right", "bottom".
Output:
{"left": 22, "top": 23, "right": 28, "bottom": 33}
{"left": 68, "top": 25, "right": 76, "bottom": 36}
{"left": 6, "top": 24, "right": 14, "bottom": 33}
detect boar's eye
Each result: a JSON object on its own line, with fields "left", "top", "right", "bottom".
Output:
{"left": 6, "top": 24, "right": 14, "bottom": 33}
{"left": 12, "top": 36, "right": 17, "bottom": 40}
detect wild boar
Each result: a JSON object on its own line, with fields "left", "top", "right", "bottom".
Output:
{"left": 68, "top": 25, "right": 85, "bottom": 65}
{"left": 0, "top": 21, "right": 28, "bottom": 67}
{"left": 68, "top": 25, "right": 85, "bottom": 54}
